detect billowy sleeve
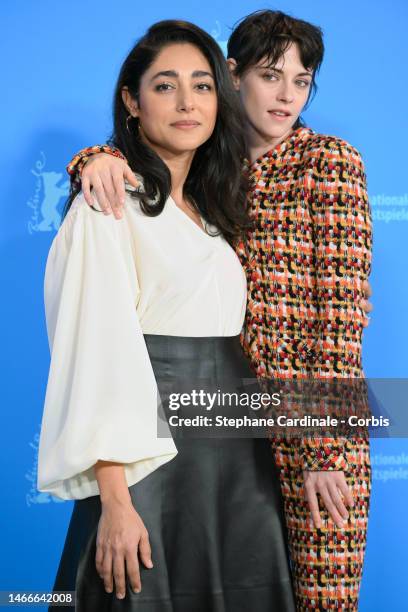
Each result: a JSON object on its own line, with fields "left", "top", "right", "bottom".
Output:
{"left": 37, "top": 193, "right": 178, "bottom": 500}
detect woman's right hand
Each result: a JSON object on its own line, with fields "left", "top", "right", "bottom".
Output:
{"left": 81, "top": 153, "right": 139, "bottom": 219}
{"left": 95, "top": 498, "right": 153, "bottom": 599}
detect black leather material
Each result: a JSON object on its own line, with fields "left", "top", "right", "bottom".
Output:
{"left": 51, "top": 335, "right": 295, "bottom": 611}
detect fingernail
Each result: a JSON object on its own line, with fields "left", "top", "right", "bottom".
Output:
{"left": 134, "top": 588, "right": 141, "bottom": 594}
{"left": 117, "top": 592, "right": 125, "bottom": 599}
{"left": 147, "top": 560, "right": 153, "bottom": 568}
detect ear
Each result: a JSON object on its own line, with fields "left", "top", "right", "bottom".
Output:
{"left": 121, "top": 87, "right": 139, "bottom": 117}
{"left": 226, "top": 58, "right": 240, "bottom": 91}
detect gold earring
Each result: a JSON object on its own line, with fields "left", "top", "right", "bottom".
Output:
{"left": 126, "top": 114, "right": 141, "bottom": 133}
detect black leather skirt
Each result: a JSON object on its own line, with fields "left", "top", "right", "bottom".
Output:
{"left": 50, "top": 335, "right": 295, "bottom": 611}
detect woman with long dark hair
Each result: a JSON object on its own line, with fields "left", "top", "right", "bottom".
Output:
{"left": 68, "top": 10, "right": 373, "bottom": 611}
{"left": 38, "top": 19, "right": 296, "bottom": 612}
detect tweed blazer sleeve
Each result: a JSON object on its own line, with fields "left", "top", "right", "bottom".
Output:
{"left": 298, "top": 138, "right": 373, "bottom": 471}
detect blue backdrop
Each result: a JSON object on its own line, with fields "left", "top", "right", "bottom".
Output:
{"left": 1, "top": 1, "right": 407, "bottom": 610}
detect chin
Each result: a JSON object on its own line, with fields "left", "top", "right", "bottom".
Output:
{"left": 263, "top": 121, "right": 293, "bottom": 140}
{"left": 173, "top": 135, "right": 211, "bottom": 150}
{"left": 165, "top": 141, "right": 204, "bottom": 156}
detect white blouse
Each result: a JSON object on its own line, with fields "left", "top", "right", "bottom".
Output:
{"left": 37, "top": 188, "right": 247, "bottom": 500}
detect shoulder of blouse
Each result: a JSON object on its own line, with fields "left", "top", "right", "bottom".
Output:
{"left": 60, "top": 189, "right": 136, "bottom": 250}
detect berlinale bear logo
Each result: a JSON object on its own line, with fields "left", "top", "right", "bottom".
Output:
{"left": 27, "top": 152, "right": 70, "bottom": 234}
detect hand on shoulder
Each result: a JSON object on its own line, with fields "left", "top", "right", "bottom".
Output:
{"left": 81, "top": 153, "right": 140, "bottom": 219}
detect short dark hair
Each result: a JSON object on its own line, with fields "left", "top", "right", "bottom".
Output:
{"left": 227, "top": 10, "right": 324, "bottom": 126}
{"left": 64, "top": 20, "right": 250, "bottom": 241}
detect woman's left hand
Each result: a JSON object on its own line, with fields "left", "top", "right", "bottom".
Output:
{"left": 302, "top": 469, "right": 354, "bottom": 528}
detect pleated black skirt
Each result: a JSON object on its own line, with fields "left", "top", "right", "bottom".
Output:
{"left": 50, "top": 335, "right": 295, "bottom": 611}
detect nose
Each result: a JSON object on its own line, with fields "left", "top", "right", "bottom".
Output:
{"left": 276, "top": 80, "right": 294, "bottom": 104}
{"left": 176, "top": 84, "right": 194, "bottom": 112}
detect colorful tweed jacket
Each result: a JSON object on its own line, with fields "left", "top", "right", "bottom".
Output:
{"left": 238, "top": 127, "right": 372, "bottom": 375}
{"left": 66, "top": 127, "right": 372, "bottom": 472}
{"left": 236, "top": 127, "right": 372, "bottom": 471}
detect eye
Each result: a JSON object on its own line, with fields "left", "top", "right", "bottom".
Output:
{"left": 262, "top": 72, "right": 279, "bottom": 81}
{"left": 155, "top": 82, "right": 176, "bottom": 92}
{"left": 296, "top": 79, "right": 311, "bottom": 88}
{"left": 195, "top": 82, "right": 213, "bottom": 91}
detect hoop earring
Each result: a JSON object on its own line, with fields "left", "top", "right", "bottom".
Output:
{"left": 126, "top": 115, "right": 140, "bottom": 133}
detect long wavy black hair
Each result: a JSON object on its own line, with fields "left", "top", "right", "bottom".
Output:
{"left": 63, "top": 20, "right": 251, "bottom": 241}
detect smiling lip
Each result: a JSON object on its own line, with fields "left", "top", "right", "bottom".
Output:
{"left": 268, "top": 110, "right": 291, "bottom": 121}
{"left": 170, "top": 120, "right": 200, "bottom": 128}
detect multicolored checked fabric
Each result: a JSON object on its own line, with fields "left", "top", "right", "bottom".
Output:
{"left": 235, "top": 126, "right": 372, "bottom": 470}
{"left": 235, "top": 127, "right": 372, "bottom": 611}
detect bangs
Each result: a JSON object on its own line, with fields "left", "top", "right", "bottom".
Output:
{"left": 228, "top": 10, "right": 324, "bottom": 77}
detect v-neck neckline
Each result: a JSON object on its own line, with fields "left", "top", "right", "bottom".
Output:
{"left": 168, "top": 195, "right": 210, "bottom": 237}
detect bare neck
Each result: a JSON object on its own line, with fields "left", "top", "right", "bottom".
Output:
{"left": 246, "top": 123, "right": 295, "bottom": 164}
{"left": 165, "top": 152, "right": 195, "bottom": 204}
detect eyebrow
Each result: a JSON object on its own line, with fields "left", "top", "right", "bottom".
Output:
{"left": 150, "top": 70, "right": 214, "bottom": 82}
{"left": 256, "top": 66, "right": 312, "bottom": 77}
